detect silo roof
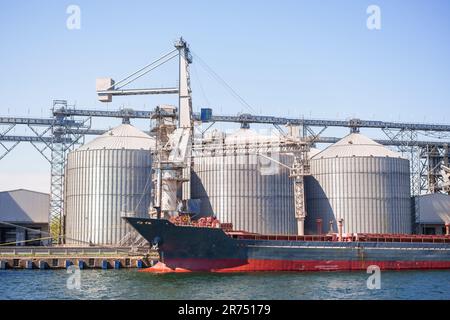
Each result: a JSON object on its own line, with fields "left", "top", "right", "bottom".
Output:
{"left": 312, "top": 133, "right": 403, "bottom": 159}
{"left": 77, "top": 124, "right": 155, "bottom": 151}
{"left": 308, "top": 147, "right": 321, "bottom": 158}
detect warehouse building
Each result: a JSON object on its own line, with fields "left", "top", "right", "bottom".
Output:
{"left": 414, "top": 193, "right": 450, "bottom": 235}
{"left": 0, "top": 189, "right": 50, "bottom": 246}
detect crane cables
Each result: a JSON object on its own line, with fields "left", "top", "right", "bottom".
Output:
{"left": 109, "top": 48, "right": 179, "bottom": 91}
{"left": 0, "top": 221, "right": 70, "bottom": 246}
{"left": 133, "top": 169, "right": 152, "bottom": 213}
{"left": 191, "top": 62, "right": 211, "bottom": 107}
{"left": 0, "top": 220, "right": 136, "bottom": 252}
{"left": 191, "top": 51, "right": 257, "bottom": 115}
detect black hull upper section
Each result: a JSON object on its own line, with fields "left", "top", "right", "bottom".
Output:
{"left": 125, "top": 217, "right": 246, "bottom": 260}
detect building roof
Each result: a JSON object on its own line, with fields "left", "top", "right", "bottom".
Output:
{"left": 0, "top": 189, "right": 49, "bottom": 196}
{"left": 77, "top": 124, "right": 156, "bottom": 151}
{"left": 0, "top": 189, "right": 49, "bottom": 224}
{"left": 312, "top": 133, "right": 403, "bottom": 159}
{"left": 416, "top": 193, "right": 450, "bottom": 224}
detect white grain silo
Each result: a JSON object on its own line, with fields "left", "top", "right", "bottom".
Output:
{"left": 305, "top": 133, "right": 411, "bottom": 235}
{"left": 64, "top": 124, "right": 155, "bottom": 245}
{"left": 191, "top": 128, "right": 297, "bottom": 235}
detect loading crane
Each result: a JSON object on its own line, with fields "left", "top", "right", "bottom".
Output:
{"left": 95, "top": 37, "right": 194, "bottom": 218}
{"left": 192, "top": 129, "right": 312, "bottom": 235}
{"left": 94, "top": 38, "right": 311, "bottom": 233}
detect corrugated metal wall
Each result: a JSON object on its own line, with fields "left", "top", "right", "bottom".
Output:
{"left": 415, "top": 194, "right": 450, "bottom": 224}
{"left": 191, "top": 153, "right": 297, "bottom": 235}
{"left": 65, "top": 149, "right": 152, "bottom": 245}
{"left": 305, "top": 157, "right": 412, "bottom": 234}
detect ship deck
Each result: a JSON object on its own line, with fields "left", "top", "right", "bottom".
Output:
{"left": 227, "top": 232, "right": 450, "bottom": 244}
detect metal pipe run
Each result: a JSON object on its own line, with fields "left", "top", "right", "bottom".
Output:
{"left": 338, "top": 219, "right": 344, "bottom": 241}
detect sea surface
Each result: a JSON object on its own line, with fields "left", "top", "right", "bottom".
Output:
{"left": 1, "top": 269, "right": 450, "bottom": 300}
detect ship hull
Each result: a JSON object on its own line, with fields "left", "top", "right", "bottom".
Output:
{"left": 125, "top": 217, "right": 450, "bottom": 272}
{"left": 143, "top": 258, "right": 450, "bottom": 272}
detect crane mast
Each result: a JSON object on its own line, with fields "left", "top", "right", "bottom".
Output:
{"left": 174, "top": 38, "right": 193, "bottom": 202}
{"left": 175, "top": 38, "right": 193, "bottom": 129}
{"left": 152, "top": 38, "right": 193, "bottom": 217}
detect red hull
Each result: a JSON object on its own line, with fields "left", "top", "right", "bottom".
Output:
{"left": 141, "top": 259, "right": 450, "bottom": 273}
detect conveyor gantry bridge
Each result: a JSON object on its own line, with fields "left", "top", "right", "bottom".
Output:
{"left": 201, "top": 113, "right": 450, "bottom": 133}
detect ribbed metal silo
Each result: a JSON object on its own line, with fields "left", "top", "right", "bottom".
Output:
{"left": 191, "top": 128, "right": 297, "bottom": 235}
{"left": 305, "top": 133, "right": 411, "bottom": 235}
{"left": 64, "top": 124, "right": 155, "bottom": 245}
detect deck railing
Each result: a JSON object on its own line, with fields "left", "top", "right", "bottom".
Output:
{"left": 229, "top": 233, "right": 450, "bottom": 244}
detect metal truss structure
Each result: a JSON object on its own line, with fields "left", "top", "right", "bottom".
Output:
{"left": 0, "top": 100, "right": 91, "bottom": 243}
{"left": 2, "top": 106, "right": 450, "bottom": 238}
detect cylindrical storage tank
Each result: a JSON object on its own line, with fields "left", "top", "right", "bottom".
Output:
{"left": 191, "top": 128, "right": 296, "bottom": 235}
{"left": 305, "top": 133, "right": 411, "bottom": 235}
{"left": 65, "top": 124, "right": 155, "bottom": 245}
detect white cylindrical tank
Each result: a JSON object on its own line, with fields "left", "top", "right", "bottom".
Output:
{"left": 191, "top": 128, "right": 297, "bottom": 235}
{"left": 305, "top": 133, "right": 412, "bottom": 235}
{"left": 64, "top": 124, "right": 155, "bottom": 245}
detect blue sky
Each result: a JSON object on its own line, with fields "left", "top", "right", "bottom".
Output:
{"left": 1, "top": 0, "right": 450, "bottom": 192}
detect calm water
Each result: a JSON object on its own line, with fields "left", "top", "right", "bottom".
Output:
{"left": 0, "top": 269, "right": 449, "bottom": 300}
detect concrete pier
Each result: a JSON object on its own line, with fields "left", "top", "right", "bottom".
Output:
{"left": 0, "top": 246, "right": 157, "bottom": 270}
{"left": 101, "top": 260, "right": 109, "bottom": 270}
{"left": 38, "top": 260, "right": 48, "bottom": 269}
